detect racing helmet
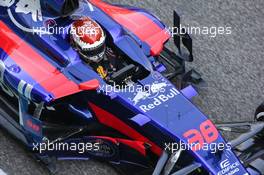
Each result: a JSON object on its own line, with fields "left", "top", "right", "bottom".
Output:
{"left": 71, "top": 17, "right": 106, "bottom": 63}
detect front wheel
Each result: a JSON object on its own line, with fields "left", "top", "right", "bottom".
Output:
{"left": 255, "top": 102, "right": 264, "bottom": 121}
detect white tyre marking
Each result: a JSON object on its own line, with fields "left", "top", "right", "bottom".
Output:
{"left": 256, "top": 112, "right": 264, "bottom": 120}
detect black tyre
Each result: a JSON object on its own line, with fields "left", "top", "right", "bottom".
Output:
{"left": 255, "top": 102, "right": 264, "bottom": 121}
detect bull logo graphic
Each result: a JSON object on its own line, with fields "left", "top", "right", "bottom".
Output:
{"left": 0, "top": 0, "right": 47, "bottom": 34}
{"left": 0, "top": 0, "right": 15, "bottom": 7}
{"left": 0, "top": 0, "right": 42, "bottom": 22}
{"left": 130, "top": 81, "right": 171, "bottom": 105}
{"left": 131, "top": 90, "right": 151, "bottom": 105}
{"left": 15, "top": 0, "right": 42, "bottom": 22}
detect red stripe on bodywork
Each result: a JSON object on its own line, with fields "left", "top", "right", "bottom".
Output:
{"left": 94, "top": 136, "right": 147, "bottom": 156}
{"left": 88, "top": 102, "right": 162, "bottom": 156}
{"left": 0, "top": 21, "right": 81, "bottom": 99}
{"left": 117, "top": 138, "right": 147, "bottom": 156}
{"left": 90, "top": 0, "right": 170, "bottom": 56}
{"left": 79, "top": 79, "right": 100, "bottom": 90}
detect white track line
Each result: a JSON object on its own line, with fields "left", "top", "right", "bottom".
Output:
{"left": 0, "top": 169, "right": 7, "bottom": 175}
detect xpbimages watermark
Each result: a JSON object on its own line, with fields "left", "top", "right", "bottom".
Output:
{"left": 32, "top": 24, "right": 233, "bottom": 37}
{"left": 0, "top": 0, "right": 233, "bottom": 38}
{"left": 167, "top": 24, "right": 232, "bottom": 38}
{"left": 32, "top": 140, "right": 100, "bottom": 154}
{"left": 165, "top": 141, "right": 232, "bottom": 154}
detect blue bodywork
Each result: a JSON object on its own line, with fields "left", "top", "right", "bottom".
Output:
{"left": 0, "top": 0, "right": 254, "bottom": 174}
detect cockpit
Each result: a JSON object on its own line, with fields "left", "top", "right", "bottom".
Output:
{"left": 69, "top": 17, "right": 147, "bottom": 86}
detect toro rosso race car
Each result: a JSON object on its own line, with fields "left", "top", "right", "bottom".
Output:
{"left": 0, "top": 0, "right": 263, "bottom": 175}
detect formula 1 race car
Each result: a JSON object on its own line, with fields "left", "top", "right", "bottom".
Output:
{"left": 0, "top": 0, "right": 263, "bottom": 175}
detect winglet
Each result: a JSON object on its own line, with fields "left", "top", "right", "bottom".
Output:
{"left": 181, "top": 85, "right": 198, "bottom": 99}
{"left": 79, "top": 79, "right": 100, "bottom": 90}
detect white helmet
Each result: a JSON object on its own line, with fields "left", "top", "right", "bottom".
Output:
{"left": 71, "top": 17, "right": 106, "bottom": 62}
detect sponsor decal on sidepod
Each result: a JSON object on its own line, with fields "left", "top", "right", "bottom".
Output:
{"left": 217, "top": 159, "right": 242, "bottom": 175}
{"left": 129, "top": 80, "right": 180, "bottom": 112}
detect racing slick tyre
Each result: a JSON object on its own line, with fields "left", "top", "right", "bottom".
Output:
{"left": 255, "top": 102, "right": 264, "bottom": 121}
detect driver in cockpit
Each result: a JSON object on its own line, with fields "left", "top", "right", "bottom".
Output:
{"left": 70, "top": 17, "right": 121, "bottom": 81}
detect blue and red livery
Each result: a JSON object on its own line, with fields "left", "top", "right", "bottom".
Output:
{"left": 0, "top": 0, "right": 263, "bottom": 174}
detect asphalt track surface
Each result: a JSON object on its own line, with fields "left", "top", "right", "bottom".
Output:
{"left": 0, "top": 0, "right": 263, "bottom": 174}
